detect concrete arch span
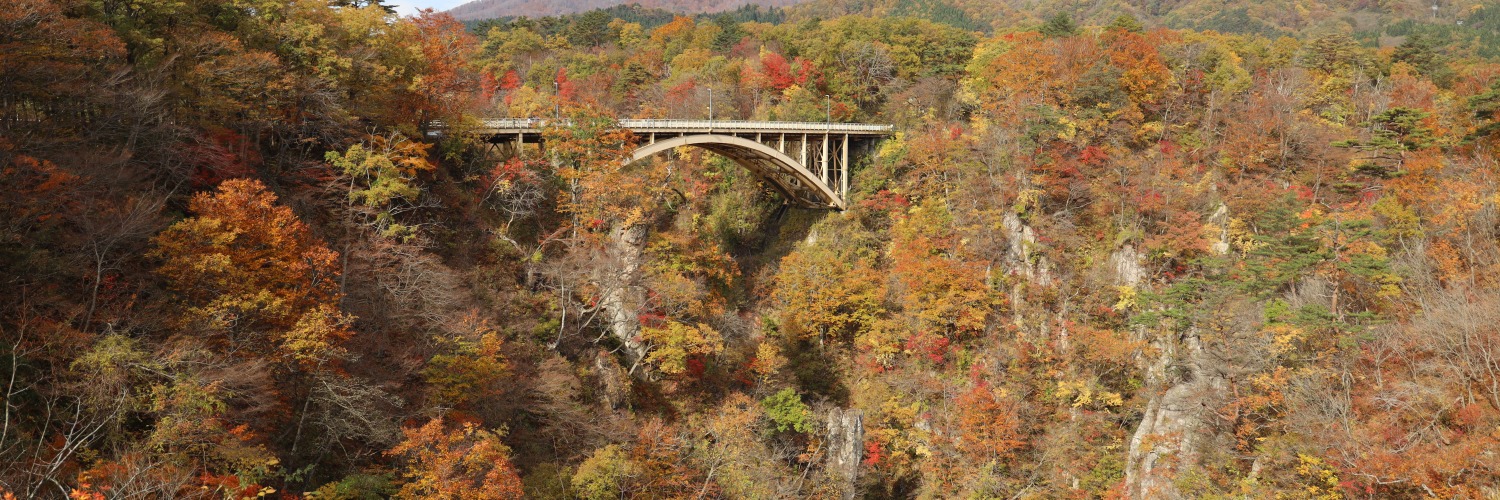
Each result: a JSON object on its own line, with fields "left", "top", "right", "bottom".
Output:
{"left": 627, "top": 134, "right": 844, "bottom": 210}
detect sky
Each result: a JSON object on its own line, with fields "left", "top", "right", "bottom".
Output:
{"left": 392, "top": 0, "right": 468, "bottom": 17}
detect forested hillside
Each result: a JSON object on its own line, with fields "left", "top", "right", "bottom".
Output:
{"left": 4, "top": 0, "right": 1500, "bottom": 497}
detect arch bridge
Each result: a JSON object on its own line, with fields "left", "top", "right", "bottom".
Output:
{"left": 475, "top": 119, "right": 894, "bottom": 210}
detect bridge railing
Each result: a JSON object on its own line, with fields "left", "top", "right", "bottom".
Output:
{"left": 619, "top": 119, "right": 894, "bottom": 133}
{"left": 465, "top": 118, "right": 893, "bottom": 134}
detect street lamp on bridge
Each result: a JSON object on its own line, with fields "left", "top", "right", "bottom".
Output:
{"left": 824, "top": 94, "right": 831, "bottom": 129}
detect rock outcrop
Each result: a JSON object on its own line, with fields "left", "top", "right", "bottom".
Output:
{"left": 824, "top": 407, "right": 864, "bottom": 499}
{"left": 598, "top": 223, "right": 653, "bottom": 378}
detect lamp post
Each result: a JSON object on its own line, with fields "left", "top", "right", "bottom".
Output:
{"left": 708, "top": 87, "right": 714, "bottom": 122}
{"left": 553, "top": 78, "right": 560, "bottom": 120}
{"left": 824, "top": 94, "right": 831, "bottom": 130}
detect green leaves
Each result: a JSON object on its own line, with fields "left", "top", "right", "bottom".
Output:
{"left": 760, "top": 388, "right": 813, "bottom": 434}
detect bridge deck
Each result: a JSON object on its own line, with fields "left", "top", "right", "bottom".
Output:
{"left": 474, "top": 118, "right": 894, "bottom": 136}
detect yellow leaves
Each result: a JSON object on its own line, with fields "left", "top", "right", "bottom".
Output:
{"left": 1055, "top": 116, "right": 1079, "bottom": 140}
{"left": 281, "top": 304, "right": 354, "bottom": 367}
{"left": 639, "top": 320, "right": 722, "bottom": 375}
{"left": 619, "top": 206, "right": 648, "bottom": 228}
{"left": 1267, "top": 323, "right": 1305, "bottom": 355}
{"left": 855, "top": 318, "right": 904, "bottom": 369}
{"left": 1134, "top": 120, "right": 1165, "bottom": 144}
{"left": 572, "top": 444, "right": 633, "bottom": 499}
{"left": 1227, "top": 217, "right": 1261, "bottom": 254}
{"left": 1294, "top": 453, "right": 1343, "bottom": 500}
{"left": 502, "top": 85, "right": 551, "bottom": 117}
{"left": 424, "top": 315, "right": 510, "bottom": 407}
{"left": 877, "top": 131, "right": 907, "bottom": 163}
{"left": 751, "top": 342, "right": 787, "bottom": 385}
{"left": 1371, "top": 196, "right": 1423, "bottom": 239}
{"left": 326, "top": 133, "right": 433, "bottom": 240}
{"left": 1113, "top": 285, "right": 1138, "bottom": 312}
{"left": 772, "top": 244, "right": 885, "bottom": 344}
{"left": 1206, "top": 46, "right": 1252, "bottom": 95}
{"left": 1014, "top": 188, "right": 1044, "bottom": 215}
{"left": 1055, "top": 380, "right": 1123, "bottom": 409}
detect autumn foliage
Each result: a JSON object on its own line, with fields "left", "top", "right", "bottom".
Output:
{"left": 7, "top": 0, "right": 1500, "bottom": 497}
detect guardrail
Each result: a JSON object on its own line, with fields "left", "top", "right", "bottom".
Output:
{"left": 468, "top": 118, "right": 894, "bottom": 134}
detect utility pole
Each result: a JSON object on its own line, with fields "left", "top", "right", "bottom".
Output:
{"left": 553, "top": 78, "right": 560, "bottom": 120}
{"left": 709, "top": 87, "right": 714, "bottom": 122}
{"left": 825, "top": 94, "right": 831, "bottom": 130}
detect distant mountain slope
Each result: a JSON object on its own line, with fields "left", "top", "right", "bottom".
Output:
{"left": 448, "top": 0, "right": 810, "bottom": 20}
{"left": 787, "top": 0, "right": 1497, "bottom": 39}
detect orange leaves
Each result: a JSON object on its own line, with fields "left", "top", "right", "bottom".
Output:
{"left": 405, "top": 12, "right": 483, "bottom": 123}
{"left": 0, "top": 139, "right": 79, "bottom": 232}
{"left": 1105, "top": 30, "right": 1172, "bottom": 111}
{"left": 151, "top": 179, "right": 350, "bottom": 366}
{"left": 971, "top": 29, "right": 1170, "bottom": 134}
{"left": 388, "top": 417, "right": 523, "bottom": 500}
{"left": 544, "top": 107, "right": 646, "bottom": 229}
{"left": 889, "top": 201, "right": 992, "bottom": 339}
{"left": 954, "top": 383, "right": 1026, "bottom": 465}
{"left": 0, "top": 0, "right": 124, "bottom": 103}
{"left": 1143, "top": 210, "right": 1210, "bottom": 261}
{"left": 969, "top": 32, "right": 1057, "bottom": 125}
{"left": 745, "top": 49, "right": 819, "bottom": 94}
{"left": 154, "top": 179, "right": 336, "bottom": 310}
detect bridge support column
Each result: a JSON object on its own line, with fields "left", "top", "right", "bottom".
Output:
{"left": 799, "top": 134, "right": 808, "bottom": 171}
{"left": 517, "top": 132, "right": 524, "bottom": 158}
{"left": 841, "top": 134, "right": 849, "bottom": 199}
{"left": 779, "top": 133, "right": 785, "bottom": 154}
{"left": 820, "top": 133, "right": 830, "bottom": 184}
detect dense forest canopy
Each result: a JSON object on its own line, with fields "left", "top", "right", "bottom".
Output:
{"left": 4, "top": 0, "right": 1500, "bottom": 497}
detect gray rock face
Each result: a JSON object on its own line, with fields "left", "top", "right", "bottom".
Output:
{"left": 1114, "top": 234, "right": 1230, "bottom": 499}
{"left": 1002, "top": 212, "right": 1054, "bottom": 286}
{"left": 1111, "top": 244, "right": 1146, "bottom": 287}
{"left": 824, "top": 407, "right": 864, "bottom": 499}
{"left": 1124, "top": 328, "right": 1227, "bottom": 499}
{"left": 599, "top": 223, "right": 652, "bottom": 379}
{"left": 1208, "top": 203, "right": 1231, "bottom": 255}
